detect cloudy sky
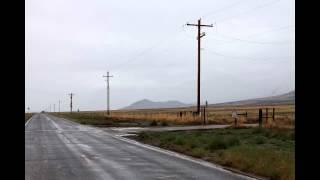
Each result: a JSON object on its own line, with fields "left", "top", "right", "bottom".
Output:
{"left": 25, "top": 0, "right": 295, "bottom": 112}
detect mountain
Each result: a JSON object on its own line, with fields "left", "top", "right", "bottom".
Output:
{"left": 122, "top": 91, "right": 294, "bottom": 110}
{"left": 208, "top": 90, "right": 295, "bottom": 107}
{"left": 122, "top": 99, "right": 190, "bottom": 110}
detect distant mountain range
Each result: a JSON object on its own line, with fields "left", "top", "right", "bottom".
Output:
{"left": 122, "top": 99, "right": 191, "bottom": 110}
{"left": 208, "top": 90, "right": 295, "bottom": 107}
{"left": 122, "top": 91, "right": 295, "bottom": 110}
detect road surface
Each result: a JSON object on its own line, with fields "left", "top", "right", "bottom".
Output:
{"left": 25, "top": 113, "right": 255, "bottom": 180}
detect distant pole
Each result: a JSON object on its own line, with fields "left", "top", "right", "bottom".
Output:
{"left": 103, "top": 71, "right": 113, "bottom": 116}
{"left": 58, "top": 100, "right": 61, "bottom": 113}
{"left": 186, "top": 19, "right": 213, "bottom": 114}
{"left": 54, "top": 104, "right": 55, "bottom": 113}
{"left": 68, "top": 93, "right": 74, "bottom": 113}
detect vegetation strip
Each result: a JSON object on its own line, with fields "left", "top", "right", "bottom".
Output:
{"left": 133, "top": 127, "right": 294, "bottom": 180}
{"left": 25, "top": 113, "right": 34, "bottom": 124}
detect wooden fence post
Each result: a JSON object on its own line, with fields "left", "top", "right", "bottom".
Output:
{"left": 266, "top": 108, "right": 268, "bottom": 124}
{"left": 259, "top": 109, "right": 262, "bottom": 128}
{"left": 272, "top": 108, "right": 275, "bottom": 121}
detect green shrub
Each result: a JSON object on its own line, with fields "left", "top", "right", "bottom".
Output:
{"left": 207, "top": 137, "right": 227, "bottom": 151}
{"left": 254, "top": 136, "right": 267, "bottom": 144}
{"left": 150, "top": 120, "right": 158, "bottom": 126}
{"left": 161, "top": 121, "right": 168, "bottom": 126}
{"left": 225, "top": 136, "right": 240, "bottom": 147}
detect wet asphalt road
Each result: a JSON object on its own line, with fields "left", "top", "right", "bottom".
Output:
{"left": 25, "top": 113, "right": 254, "bottom": 180}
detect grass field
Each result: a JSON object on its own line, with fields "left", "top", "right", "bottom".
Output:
{"left": 134, "top": 127, "right": 295, "bottom": 180}
{"left": 25, "top": 113, "right": 34, "bottom": 123}
{"left": 54, "top": 104, "right": 294, "bottom": 128}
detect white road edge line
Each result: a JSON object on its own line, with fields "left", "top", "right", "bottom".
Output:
{"left": 25, "top": 114, "right": 34, "bottom": 127}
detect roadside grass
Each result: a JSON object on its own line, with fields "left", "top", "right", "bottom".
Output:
{"left": 54, "top": 112, "right": 153, "bottom": 127}
{"left": 135, "top": 127, "right": 295, "bottom": 180}
{"left": 25, "top": 113, "right": 34, "bottom": 123}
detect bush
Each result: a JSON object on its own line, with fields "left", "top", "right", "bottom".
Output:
{"left": 225, "top": 136, "right": 240, "bottom": 147}
{"left": 150, "top": 120, "right": 158, "bottom": 126}
{"left": 174, "top": 137, "right": 185, "bottom": 145}
{"left": 207, "top": 138, "right": 227, "bottom": 151}
{"left": 254, "top": 136, "right": 267, "bottom": 144}
{"left": 161, "top": 121, "right": 168, "bottom": 126}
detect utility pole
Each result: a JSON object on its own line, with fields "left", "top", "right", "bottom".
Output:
{"left": 54, "top": 104, "right": 55, "bottom": 112}
{"left": 58, "top": 100, "right": 61, "bottom": 113}
{"left": 68, "top": 93, "right": 74, "bottom": 113}
{"left": 187, "top": 18, "right": 213, "bottom": 114}
{"left": 103, "top": 72, "right": 113, "bottom": 116}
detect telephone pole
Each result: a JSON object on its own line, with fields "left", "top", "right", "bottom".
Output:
{"left": 103, "top": 71, "right": 113, "bottom": 116}
{"left": 186, "top": 18, "right": 213, "bottom": 114}
{"left": 54, "top": 104, "right": 55, "bottom": 112}
{"left": 68, "top": 93, "right": 74, "bottom": 113}
{"left": 58, "top": 100, "right": 61, "bottom": 113}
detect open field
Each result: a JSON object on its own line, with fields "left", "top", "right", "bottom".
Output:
{"left": 25, "top": 113, "right": 34, "bottom": 123}
{"left": 54, "top": 104, "right": 294, "bottom": 128}
{"left": 134, "top": 127, "right": 295, "bottom": 180}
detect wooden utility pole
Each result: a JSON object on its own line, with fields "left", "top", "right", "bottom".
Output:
{"left": 186, "top": 19, "right": 213, "bottom": 114}
{"left": 58, "top": 100, "right": 61, "bottom": 113}
{"left": 103, "top": 72, "right": 113, "bottom": 116}
{"left": 68, "top": 93, "right": 74, "bottom": 113}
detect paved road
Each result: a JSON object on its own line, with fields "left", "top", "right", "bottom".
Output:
{"left": 25, "top": 113, "right": 255, "bottom": 180}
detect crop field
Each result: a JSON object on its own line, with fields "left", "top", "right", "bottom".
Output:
{"left": 54, "top": 103, "right": 294, "bottom": 128}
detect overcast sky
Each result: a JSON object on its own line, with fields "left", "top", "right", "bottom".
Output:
{"left": 25, "top": 0, "right": 295, "bottom": 112}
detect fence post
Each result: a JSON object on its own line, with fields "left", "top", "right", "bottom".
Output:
{"left": 259, "top": 109, "right": 262, "bottom": 128}
{"left": 272, "top": 108, "right": 275, "bottom": 121}
{"left": 266, "top": 108, "right": 268, "bottom": 124}
{"left": 203, "top": 106, "right": 206, "bottom": 125}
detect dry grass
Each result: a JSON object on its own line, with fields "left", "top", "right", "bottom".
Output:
{"left": 55, "top": 104, "right": 294, "bottom": 128}
{"left": 110, "top": 104, "right": 295, "bottom": 128}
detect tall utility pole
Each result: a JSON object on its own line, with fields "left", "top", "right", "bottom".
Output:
{"left": 58, "top": 100, "right": 61, "bottom": 113}
{"left": 187, "top": 18, "right": 213, "bottom": 114}
{"left": 54, "top": 104, "right": 55, "bottom": 112}
{"left": 68, "top": 93, "right": 74, "bottom": 113}
{"left": 103, "top": 71, "right": 113, "bottom": 116}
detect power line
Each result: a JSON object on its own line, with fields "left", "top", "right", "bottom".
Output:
{"left": 201, "top": 0, "right": 251, "bottom": 20}
{"left": 210, "top": 32, "right": 294, "bottom": 45}
{"left": 110, "top": 26, "right": 187, "bottom": 71}
{"left": 215, "top": 0, "right": 282, "bottom": 23}
{"left": 203, "top": 48, "right": 293, "bottom": 62}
